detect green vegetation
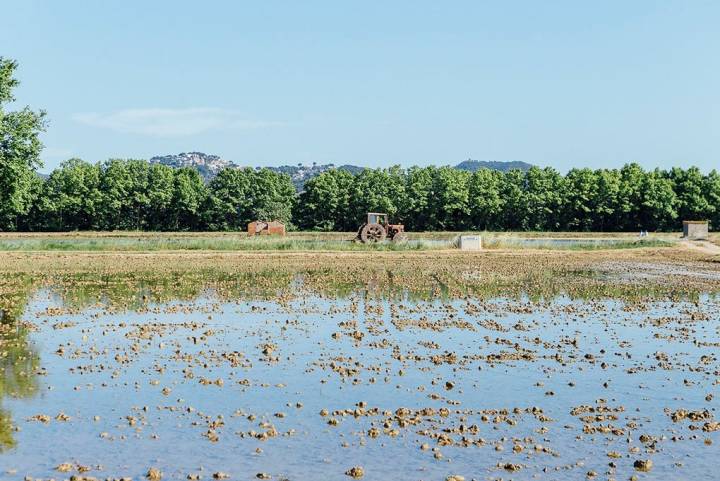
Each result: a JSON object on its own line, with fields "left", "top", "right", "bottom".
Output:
{"left": 297, "top": 165, "right": 719, "bottom": 232}
{"left": 0, "top": 235, "right": 448, "bottom": 252}
{"left": 482, "top": 237, "right": 674, "bottom": 250}
{"left": 19, "top": 159, "right": 716, "bottom": 233}
{"left": 0, "top": 232, "right": 679, "bottom": 252}
{"left": 0, "top": 57, "right": 46, "bottom": 231}
{"left": 0, "top": 310, "right": 40, "bottom": 451}
{"left": 30, "top": 159, "right": 297, "bottom": 231}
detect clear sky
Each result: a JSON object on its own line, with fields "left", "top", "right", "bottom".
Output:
{"left": 2, "top": 1, "right": 719, "bottom": 173}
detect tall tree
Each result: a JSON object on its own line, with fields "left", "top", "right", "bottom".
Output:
{"left": 295, "top": 169, "right": 353, "bottom": 231}
{"left": 667, "top": 167, "right": 711, "bottom": 222}
{"left": 615, "top": 163, "right": 647, "bottom": 230}
{"left": 97, "top": 159, "right": 151, "bottom": 230}
{"left": 204, "top": 168, "right": 295, "bottom": 230}
{"left": 563, "top": 168, "right": 599, "bottom": 231}
{"left": 468, "top": 168, "right": 504, "bottom": 230}
{"left": 521, "top": 167, "right": 565, "bottom": 231}
{"left": 429, "top": 167, "right": 471, "bottom": 230}
{"left": 0, "top": 58, "right": 46, "bottom": 230}
{"left": 204, "top": 168, "right": 254, "bottom": 230}
{"left": 38, "top": 158, "right": 102, "bottom": 230}
{"left": 498, "top": 169, "right": 526, "bottom": 230}
{"left": 638, "top": 169, "right": 678, "bottom": 230}
{"left": 347, "top": 167, "right": 406, "bottom": 226}
{"left": 593, "top": 169, "right": 621, "bottom": 231}
{"left": 145, "top": 163, "right": 175, "bottom": 230}
{"left": 401, "top": 166, "right": 435, "bottom": 231}
{"left": 703, "top": 170, "right": 720, "bottom": 230}
{"left": 167, "top": 167, "right": 207, "bottom": 230}
{"left": 248, "top": 168, "right": 296, "bottom": 226}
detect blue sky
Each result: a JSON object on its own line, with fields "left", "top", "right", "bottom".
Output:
{"left": 2, "top": 1, "right": 719, "bottom": 173}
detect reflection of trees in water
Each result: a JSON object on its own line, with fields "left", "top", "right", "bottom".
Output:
{"left": 0, "top": 302, "right": 40, "bottom": 451}
{"left": 0, "top": 410, "right": 13, "bottom": 450}
{"left": 0, "top": 267, "right": 702, "bottom": 452}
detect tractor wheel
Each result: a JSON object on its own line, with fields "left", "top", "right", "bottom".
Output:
{"left": 391, "top": 232, "right": 408, "bottom": 243}
{"left": 354, "top": 223, "right": 367, "bottom": 242}
{"left": 360, "top": 223, "right": 387, "bottom": 243}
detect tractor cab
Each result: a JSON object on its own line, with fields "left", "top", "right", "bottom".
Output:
{"left": 367, "top": 212, "right": 388, "bottom": 226}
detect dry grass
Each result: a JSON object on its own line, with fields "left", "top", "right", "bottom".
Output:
{"left": 1, "top": 244, "right": 718, "bottom": 296}
{"left": 0, "top": 231, "right": 680, "bottom": 252}
{"left": 0, "top": 230, "right": 685, "bottom": 240}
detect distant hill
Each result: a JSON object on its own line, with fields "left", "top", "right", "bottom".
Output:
{"left": 266, "top": 163, "right": 364, "bottom": 190}
{"left": 455, "top": 159, "right": 534, "bottom": 172}
{"left": 148, "top": 153, "right": 534, "bottom": 189}
{"left": 148, "top": 153, "right": 364, "bottom": 189}
{"left": 149, "top": 152, "right": 238, "bottom": 179}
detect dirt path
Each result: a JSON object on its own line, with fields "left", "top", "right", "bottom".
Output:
{"left": 680, "top": 239, "right": 720, "bottom": 255}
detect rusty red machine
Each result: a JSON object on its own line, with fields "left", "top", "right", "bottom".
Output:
{"left": 247, "top": 220, "right": 286, "bottom": 236}
{"left": 355, "top": 212, "right": 407, "bottom": 243}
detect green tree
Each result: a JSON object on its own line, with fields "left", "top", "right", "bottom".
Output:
{"left": 98, "top": 159, "right": 155, "bottom": 230}
{"left": 204, "top": 168, "right": 295, "bottom": 230}
{"left": 615, "top": 163, "right": 647, "bottom": 230}
{"left": 347, "top": 167, "right": 406, "bottom": 226}
{"left": 521, "top": 167, "right": 565, "bottom": 231}
{"left": 168, "top": 167, "right": 207, "bottom": 230}
{"left": 592, "top": 169, "right": 621, "bottom": 231}
{"left": 468, "top": 168, "right": 504, "bottom": 230}
{"left": 204, "top": 168, "right": 254, "bottom": 230}
{"left": 0, "top": 58, "right": 46, "bottom": 230}
{"left": 400, "top": 166, "right": 435, "bottom": 231}
{"left": 638, "top": 169, "right": 678, "bottom": 230}
{"left": 254, "top": 200, "right": 293, "bottom": 226}
{"left": 249, "top": 169, "right": 296, "bottom": 227}
{"left": 703, "top": 170, "right": 720, "bottom": 230}
{"left": 498, "top": 169, "right": 527, "bottom": 230}
{"left": 17, "top": 172, "right": 45, "bottom": 231}
{"left": 146, "top": 163, "right": 176, "bottom": 230}
{"left": 295, "top": 168, "right": 354, "bottom": 230}
{"left": 667, "top": 167, "right": 711, "bottom": 222}
{"left": 563, "top": 168, "right": 599, "bottom": 231}
{"left": 36, "top": 158, "right": 102, "bottom": 230}
{"left": 429, "top": 166, "right": 471, "bottom": 230}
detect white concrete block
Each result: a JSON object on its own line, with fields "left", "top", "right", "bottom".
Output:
{"left": 459, "top": 235, "right": 482, "bottom": 250}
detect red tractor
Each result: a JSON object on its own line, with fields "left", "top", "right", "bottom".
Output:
{"left": 355, "top": 212, "right": 408, "bottom": 243}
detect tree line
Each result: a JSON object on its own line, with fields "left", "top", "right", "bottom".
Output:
{"left": 1, "top": 158, "right": 717, "bottom": 232}
{"left": 296, "top": 164, "right": 718, "bottom": 232}
{"left": 2, "top": 57, "right": 718, "bottom": 232}
{"left": 21, "top": 159, "right": 297, "bottom": 231}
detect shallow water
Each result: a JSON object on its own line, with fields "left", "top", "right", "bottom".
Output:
{"left": 1, "top": 289, "right": 719, "bottom": 480}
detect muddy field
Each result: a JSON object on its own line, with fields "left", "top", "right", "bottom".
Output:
{"left": 1, "top": 245, "right": 719, "bottom": 480}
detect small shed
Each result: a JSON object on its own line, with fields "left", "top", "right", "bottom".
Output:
{"left": 248, "top": 220, "right": 286, "bottom": 237}
{"left": 682, "top": 220, "right": 709, "bottom": 240}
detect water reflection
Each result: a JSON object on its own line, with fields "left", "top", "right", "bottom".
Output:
{"left": 2, "top": 285, "right": 719, "bottom": 479}
{"left": 0, "top": 266, "right": 716, "bottom": 458}
{"left": 0, "top": 308, "right": 40, "bottom": 451}
{"left": 11, "top": 267, "right": 718, "bottom": 315}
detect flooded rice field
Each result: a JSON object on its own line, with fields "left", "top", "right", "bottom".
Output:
{"left": 1, "top": 282, "right": 719, "bottom": 481}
